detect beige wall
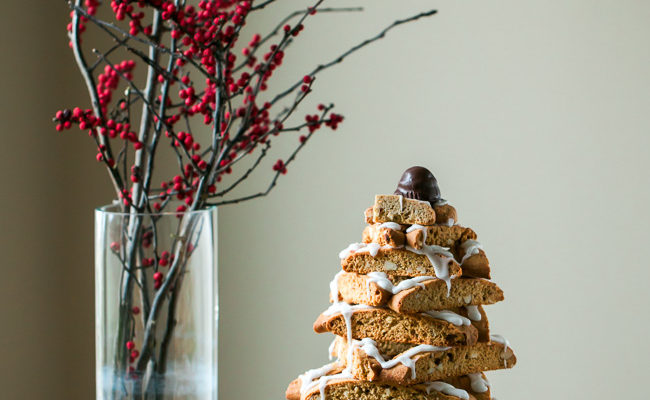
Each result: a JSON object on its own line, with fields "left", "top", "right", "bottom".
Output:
{"left": 1, "top": 1, "right": 649, "bottom": 399}
{"left": 0, "top": 2, "right": 112, "bottom": 399}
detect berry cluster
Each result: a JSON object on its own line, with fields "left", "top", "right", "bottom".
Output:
{"left": 58, "top": 0, "right": 348, "bottom": 215}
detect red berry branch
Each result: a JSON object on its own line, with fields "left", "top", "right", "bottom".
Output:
{"left": 57, "top": 0, "right": 436, "bottom": 211}
{"left": 55, "top": 0, "right": 436, "bottom": 396}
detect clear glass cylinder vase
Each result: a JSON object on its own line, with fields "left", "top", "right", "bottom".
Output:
{"left": 95, "top": 205, "right": 218, "bottom": 399}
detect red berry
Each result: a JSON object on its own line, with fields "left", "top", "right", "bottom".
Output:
{"left": 126, "top": 341, "right": 135, "bottom": 350}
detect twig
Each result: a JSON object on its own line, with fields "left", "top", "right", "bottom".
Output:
{"left": 270, "top": 9, "right": 438, "bottom": 106}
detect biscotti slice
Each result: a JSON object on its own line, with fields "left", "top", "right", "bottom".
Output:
{"left": 314, "top": 304, "right": 478, "bottom": 347}
{"left": 362, "top": 224, "right": 407, "bottom": 247}
{"left": 366, "top": 200, "right": 458, "bottom": 228}
{"left": 362, "top": 224, "right": 473, "bottom": 249}
{"left": 388, "top": 278, "right": 504, "bottom": 313}
{"left": 329, "top": 274, "right": 490, "bottom": 342}
{"left": 333, "top": 337, "right": 516, "bottom": 385}
{"left": 373, "top": 194, "right": 436, "bottom": 225}
{"left": 456, "top": 240, "right": 490, "bottom": 279}
{"left": 330, "top": 271, "right": 393, "bottom": 306}
{"left": 340, "top": 246, "right": 461, "bottom": 281}
{"left": 331, "top": 272, "right": 503, "bottom": 312}
{"left": 407, "top": 226, "right": 490, "bottom": 280}
{"left": 404, "top": 225, "right": 476, "bottom": 250}
{"left": 359, "top": 224, "right": 490, "bottom": 279}
{"left": 287, "top": 364, "right": 482, "bottom": 400}
{"left": 433, "top": 202, "right": 458, "bottom": 227}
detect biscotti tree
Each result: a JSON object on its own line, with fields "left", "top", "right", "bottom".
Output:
{"left": 288, "top": 168, "right": 517, "bottom": 400}
{"left": 54, "top": 0, "right": 436, "bottom": 397}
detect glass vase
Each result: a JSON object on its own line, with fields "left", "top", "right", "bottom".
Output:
{"left": 95, "top": 205, "right": 218, "bottom": 399}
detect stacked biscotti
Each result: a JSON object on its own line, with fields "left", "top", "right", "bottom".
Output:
{"left": 287, "top": 169, "right": 516, "bottom": 400}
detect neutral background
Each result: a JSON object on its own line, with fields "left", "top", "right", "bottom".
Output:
{"left": 1, "top": 1, "right": 649, "bottom": 399}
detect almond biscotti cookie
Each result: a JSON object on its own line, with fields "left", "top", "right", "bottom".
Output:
{"left": 360, "top": 224, "right": 490, "bottom": 279}
{"left": 409, "top": 225, "right": 476, "bottom": 250}
{"left": 386, "top": 278, "right": 503, "bottom": 314}
{"left": 340, "top": 246, "right": 462, "bottom": 283}
{"left": 362, "top": 224, "right": 473, "bottom": 249}
{"left": 333, "top": 337, "right": 516, "bottom": 385}
{"left": 373, "top": 194, "right": 437, "bottom": 225}
{"left": 331, "top": 272, "right": 503, "bottom": 313}
{"left": 313, "top": 304, "right": 478, "bottom": 347}
{"left": 287, "top": 363, "right": 485, "bottom": 400}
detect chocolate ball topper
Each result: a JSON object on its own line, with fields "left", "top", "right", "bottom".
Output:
{"left": 393, "top": 166, "right": 441, "bottom": 205}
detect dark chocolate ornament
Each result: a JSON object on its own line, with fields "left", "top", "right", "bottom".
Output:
{"left": 393, "top": 166, "right": 441, "bottom": 205}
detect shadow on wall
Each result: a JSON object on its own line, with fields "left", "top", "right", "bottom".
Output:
{"left": 0, "top": 2, "right": 113, "bottom": 399}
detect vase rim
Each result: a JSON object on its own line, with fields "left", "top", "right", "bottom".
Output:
{"left": 95, "top": 202, "right": 217, "bottom": 216}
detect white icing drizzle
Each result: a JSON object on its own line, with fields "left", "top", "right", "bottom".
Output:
{"left": 490, "top": 334, "right": 512, "bottom": 368}
{"left": 422, "top": 310, "right": 471, "bottom": 326}
{"left": 323, "top": 302, "right": 376, "bottom": 366}
{"left": 329, "top": 270, "right": 345, "bottom": 302}
{"left": 434, "top": 198, "right": 448, "bottom": 206}
{"left": 445, "top": 218, "right": 455, "bottom": 227}
{"left": 406, "top": 246, "right": 455, "bottom": 292}
{"left": 338, "top": 243, "right": 365, "bottom": 259}
{"left": 366, "top": 243, "right": 381, "bottom": 257}
{"left": 340, "top": 226, "right": 455, "bottom": 296}
{"left": 467, "top": 373, "right": 490, "bottom": 393}
{"left": 299, "top": 363, "right": 336, "bottom": 394}
{"left": 299, "top": 365, "right": 353, "bottom": 399}
{"left": 489, "top": 334, "right": 511, "bottom": 351}
{"left": 378, "top": 222, "right": 402, "bottom": 231}
{"left": 338, "top": 242, "right": 392, "bottom": 259}
{"left": 354, "top": 338, "right": 449, "bottom": 379}
{"left": 465, "top": 305, "right": 482, "bottom": 321}
{"left": 302, "top": 302, "right": 376, "bottom": 398}
{"left": 404, "top": 224, "right": 456, "bottom": 294}
{"left": 460, "top": 239, "right": 483, "bottom": 264}
{"left": 423, "top": 381, "right": 469, "bottom": 400}
{"left": 405, "top": 223, "right": 427, "bottom": 236}
{"left": 398, "top": 194, "right": 403, "bottom": 211}
{"left": 365, "top": 272, "right": 436, "bottom": 295}
{"left": 322, "top": 302, "right": 375, "bottom": 317}
{"left": 316, "top": 369, "right": 352, "bottom": 399}
{"left": 328, "top": 338, "right": 336, "bottom": 361}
